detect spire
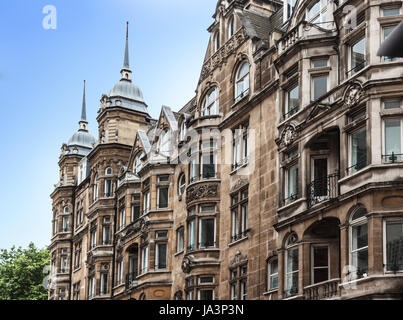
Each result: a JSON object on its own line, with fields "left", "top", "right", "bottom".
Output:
{"left": 121, "top": 22, "right": 132, "bottom": 81}
{"left": 81, "top": 80, "right": 87, "bottom": 121}
{"left": 79, "top": 80, "right": 88, "bottom": 131}
{"left": 123, "top": 21, "right": 130, "bottom": 70}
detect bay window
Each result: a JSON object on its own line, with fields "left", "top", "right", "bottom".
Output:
{"left": 311, "top": 245, "right": 329, "bottom": 284}
{"left": 232, "top": 122, "right": 249, "bottom": 170}
{"left": 384, "top": 119, "right": 403, "bottom": 162}
{"left": 141, "top": 246, "right": 148, "bottom": 274}
{"left": 62, "top": 216, "right": 69, "bottom": 232}
{"left": 177, "top": 227, "right": 184, "bottom": 253}
{"left": 199, "top": 218, "right": 215, "bottom": 248}
{"left": 158, "top": 186, "right": 169, "bottom": 209}
{"left": 100, "top": 273, "right": 108, "bottom": 295}
{"left": 104, "top": 179, "right": 112, "bottom": 197}
{"left": 235, "top": 62, "right": 250, "bottom": 102}
{"left": 201, "top": 87, "right": 219, "bottom": 116}
{"left": 285, "top": 234, "right": 299, "bottom": 297}
{"left": 312, "top": 74, "right": 328, "bottom": 101}
{"left": 349, "top": 126, "right": 367, "bottom": 174}
{"left": 350, "top": 207, "right": 368, "bottom": 279}
{"left": 285, "top": 85, "right": 299, "bottom": 118}
{"left": 201, "top": 152, "right": 216, "bottom": 179}
{"left": 349, "top": 36, "right": 366, "bottom": 76}
{"left": 155, "top": 242, "right": 167, "bottom": 269}
{"left": 188, "top": 220, "right": 196, "bottom": 250}
{"left": 284, "top": 163, "right": 298, "bottom": 205}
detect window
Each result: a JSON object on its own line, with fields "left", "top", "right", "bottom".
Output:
{"left": 179, "top": 174, "right": 186, "bottom": 196}
{"left": 214, "top": 32, "right": 220, "bottom": 52}
{"left": 198, "top": 289, "right": 214, "bottom": 300}
{"left": 117, "top": 260, "right": 123, "bottom": 284}
{"left": 228, "top": 16, "right": 235, "bottom": 38}
{"left": 158, "top": 187, "right": 169, "bottom": 209}
{"left": 102, "top": 225, "right": 110, "bottom": 245}
{"left": 88, "top": 277, "right": 95, "bottom": 299}
{"left": 188, "top": 220, "right": 196, "bottom": 250}
{"left": 93, "top": 175, "right": 98, "bottom": 202}
{"left": 155, "top": 243, "right": 167, "bottom": 269}
{"left": 201, "top": 87, "right": 220, "bottom": 116}
{"left": 105, "top": 167, "right": 112, "bottom": 175}
{"left": 159, "top": 130, "right": 172, "bottom": 157}
{"left": 383, "top": 26, "right": 398, "bottom": 62}
{"left": 199, "top": 275, "right": 214, "bottom": 285}
{"left": 199, "top": 218, "right": 215, "bottom": 248}
{"left": 230, "top": 264, "right": 248, "bottom": 300}
{"left": 284, "top": 163, "right": 298, "bottom": 205}
{"left": 312, "top": 74, "right": 328, "bottom": 101}
{"left": 235, "top": 62, "right": 250, "bottom": 102}
{"left": 349, "top": 126, "right": 367, "bottom": 174}
{"left": 156, "top": 231, "right": 168, "bottom": 239}
{"left": 143, "top": 191, "right": 150, "bottom": 214}
{"left": 306, "top": 0, "right": 328, "bottom": 27}
{"left": 104, "top": 179, "right": 112, "bottom": 197}
{"left": 131, "top": 194, "right": 141, "bottom": 222}
{"left": 285, "top": 85, "right": 299, "bottom": 118}
{"left": 349, "top": 36, "right": 366, "bottom": 76}
{"left": 312, "top": 245, "right": 329, "bottom": 284}
{"left": 232, "top": 123, "right": 249, "bottom": 170}
{"left": 62, "top": 216, "right": 69, "bottom": 232}
{"left": 189, "top": 156, "right": 198, "bottom": 183}
{"left": 312, "top": 59, "right": 328, "bottom": 68}
{"left": 385, "top": 221, "right": 403, "bottom": 271}
{"left": 158, "top": 175, "right": 169, "bottom": 183}
{"left": 60, "top": 256, "right": 67, "bottom": 273}
{"left": 73, "top": 282, "right": 80, "bottom": 300}
{"left": 350, "top": 208, "right": 368, "bottom": 279}
{"left": 119, "top": 208, "right": 125, "bottom": 230}
{"left": 90, "top": 230, "right": 97, "bottom": 249}
{"left": 268, "top": 259, "right": 279, "bottom": 290}
{"left": 177, "top": 227, "right": 185, "bottom": 253}
{"left": 384, "top": 99, "right": 401, "bottom": 110}
{"left": 201, "top": 151, "right": 216, "bottom": 179}
{"left": 134, "top": 152, "right": 144, "bottom": 175}
{"left": 141, "top": 247, "right": 148, "bottom": 274}
{"left": 200, "top": 204, "right": 216, "bottom": 213}
{"left": 384, "top": 119, "right": 403, "bottom": 162}
{"left": 383, "top": 7, "right": 400, "bottom": 17}
{"left": 285, "top": 234, "right": 299, "bottom": 297}
{"left": 230, "top": 189, "right": 249, "bottom": 242}
{"left": 74, "top": 242, "right": 82, "bottom": 269}
{"left": 180, "top": 120, "right": 187, "bottom": 142}
{"left": 100, "top": 273, "right": 108, "bottom": 295}
{"left": 284, "top": 0, "right": 296, "bottom": 22}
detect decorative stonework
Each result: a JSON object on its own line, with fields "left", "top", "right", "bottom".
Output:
{"left": 278, "top": 124, "right": 298, "bottom": 148}
{"left": 344, "top": 82, "right": 364, "bottom": 108}
{"left": 174, "top": 290, "right": 183, "bottom": 300}
{"left": 186, "top": 183, "right": 218, "bottom": 204}
{"left": 199, "top": 28, "right": 249, "bottom": 83}
{"left": 229, "top": 251, "right": 248, "bottom": 269}
{"left": 230, "top": 178, "right": 249, "bottom": 194}
{"left": 181, "top": 256, "right": 193, "bottom": 274}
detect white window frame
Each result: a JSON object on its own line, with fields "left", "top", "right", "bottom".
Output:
{"left": 268, "top": 259, "right": 279, "bottom": 290}
{"left": 285, "top": 84, "right": 299, "bottom": 117}
{"left": 102, "top": 225, "right": 110, "bottom": 245}
{"left": 197, "top": 289, "right": 215, "bottom": 300}
{"left": 188, "top": 219, "right": 196, "bottom": 250}
{"left": 93, "top": 175, "right": 98, "bottom": 202}
{"left": 235, "top": 62, "right": 250, "bottom": 102}
{"left": 228, "top": 16, "right": 235, "bottom": 39}
{"left": 104, "top": 179, "right": 112, "bottom": 197}
{"left": 117, "top": 260, "right": 123, "bottom": 284}
{"left": 177, "top": 227, "right": 184, "bottom": 253}
{"left": 285, "top": 163, "right": 298, "bottom": 204}
{"left": 141, "top": 246, "right": 149, "bottom": 274}
{"left": 201, "top": 87, "right": 220, "bottom": 117}
{"left": 91, "top": 230, "right": 97, "bottom": 249}
{"left": 382, "top": 118, "right": 403, "bottom": 162}
{"left": 214, "top": 32, "right": 220, "bottom": 52}
{"left": 143, "top": 191, "right": 150, "bottom": 214}
{"left": 200, "top": 151, "right": 217, "bottom": 180}
{"left": 383, "top": 25, "right": 399, "bottom": 62}
{"left": 349, "top": 209, "right": 368, "bottom": 279}
{"left": 119, "top": 208, "right": 125, "bottom": 230}
{"left": 62, "top": 216, "right": 69, "bottom": 232}
{"left": 88, "top": 277, "right": 95, "bottom": 299}
{"left": 306, "top": 0, "right": 328, "bottom": 26}
{"left": 349, "top": 36, "right": 366, "bottom": 76}
{"left": 179, "top": 174, "right": 186, "bottom": 196}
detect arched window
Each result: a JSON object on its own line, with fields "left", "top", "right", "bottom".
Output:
{"left": 105, "top": 167, "right": 112, "bottom": 175}
{"left": 285, "top": 233, "right": 299, "bottom": 297}
{"left": 235, "top": 62, "right": 250, "bottom": 102}
{"left": 179, "top": 120, "right": 187, "bottom": 142}
{"left": 201, "top": 87, "right": 220, "bottom": 116}
{"left": 214, "top": 32, "right": 220, "bottom": 52}
{"left": 178, "top": 174, "right": 186, "bottom": 196}
{"left": 306, "top": 0, "right": 328, "bottom": 27}
{"left": 63, "top": 206, "right": 69, "bottom": 214}
{"left": 349, "top": 207, "right": 368, "bottom": 279}
{"left": 134, "top": 152, "right": 144, "bottom": 175}
{"left": 228, "top": 17, "right": 235, "bottom": 38}
{"left": 159, "top": 130, "right": 172, "bottom": 157}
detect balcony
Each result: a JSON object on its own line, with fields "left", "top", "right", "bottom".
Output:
{"left": 382, "top": 152, "right": 403, "bottom": 164}
{"left": 303, "top": 278, "right": 341, "bottom": 300}
{"left": 307, "top": 172, "right": 339, "bottom": 209}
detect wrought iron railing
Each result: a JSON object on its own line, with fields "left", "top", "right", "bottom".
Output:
{"left": 282, "top": 193, "right": 299, "bottom": 207}
{"left": 283, "top": 106, "right": 299, "bottom": 120}
{"left": 382, "top": 152, "right": 403, "bottom": 164}
{"left": 307, "top": 172, "right": 339, "bottom": 208}
{"left": 125, "top": 272, "right": 139, "bottom": 289}
{"left": 230, "top": 230, "right": 249, "bottom": 243}
{"left": 346, "top": 60, "right": 366, "bottom": 77}
{"left": 346, "top": 158, "right": 367, "bottom": 175}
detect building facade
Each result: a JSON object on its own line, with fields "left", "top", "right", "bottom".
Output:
{"left": 49, "top": 0, "right": 403, "bottom": 300}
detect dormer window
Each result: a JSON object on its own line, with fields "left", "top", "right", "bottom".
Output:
{"left": 134, "top": 152, "right": 144, "bottom": 175}
{"left": 159, "top": 130, "right": 171, "bottom": 157}
{"left": 201, "top": 87, "right": 220, "bottom": 116}
{"left": 228, "top": 17, "right": 235, "bottom": 39}
{"left": 180, "top": 120, "right": 187, "bottom": 142}
{"left": 214, "top": 32, "right": 220, "bottom": 52}
{"left": 235, "top": 62, "right": 250, "bottom": 102}
{"left": 284, "top": 0, "right": 296, "bottom": 22}
{"left": 306, "top": 0, "right": 328, "bottom": 26}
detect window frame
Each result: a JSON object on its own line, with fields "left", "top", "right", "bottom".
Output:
{"left": 382, "top": 117, "right": 403, "bottom": 163}
{"left": 235, "top": 61, "right": 250, "bottom": 102}
{"left": 349, "top": 208, "right": 369, "bottom": 280}
{"left": 383, "top": 220, "right": 403, "bottom": 272}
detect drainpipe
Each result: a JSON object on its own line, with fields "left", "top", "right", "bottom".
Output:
{"left": 111, "top": 180, "right": 118, "bottom": 299}
{"left": 68, "top": 185, "right": 76, "bottom": 300}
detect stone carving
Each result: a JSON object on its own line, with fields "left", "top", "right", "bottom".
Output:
{"left": 181, "top": 256, "right": 192, "bottom": 274}
{"left": 278, "top": 124, "right": 297, "bottom": 148}
{"left": 230, "top": 251, "right": 248, "bottom": 268}
{"left": 199, "top": 28, "right": 248, "bottom": 83}
{"left": 344, "top": 82, "right": 363, "bottom": 108}
{"left": 230, "top": 178, "right": 249, "bottom": 194}
{"left": 174, "top": 291, "right": 183, "bottom": 300}
{"left": 186, "top": 183, "right": 218, "bottom": 204}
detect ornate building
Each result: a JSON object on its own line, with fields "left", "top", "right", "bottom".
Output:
{"left": 49, "top": 0, "right": 403, "bottom": 300}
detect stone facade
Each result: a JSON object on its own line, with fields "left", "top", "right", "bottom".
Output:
{"left": 49, "top": 0, "right": 403, "bottom": 300}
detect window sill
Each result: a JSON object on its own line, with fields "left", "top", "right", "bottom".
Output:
{"left": 174, "top": 250, "right": 184, "bottom": 257}
{"left": 230, "top": 162, "right": 249, "bottom": 176}
{"left": 228, "top": 235, "right": 249, "bottom": 247}
{"left": 263, "top": 288, "right": 278, "bottom": 296}
{"left": 278, "top": 197, "right": 305, "bottom": 212}
{"left": 231, "top": 93, "right": 250, "bottom": 109}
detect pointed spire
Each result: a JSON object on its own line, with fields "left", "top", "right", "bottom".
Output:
{"left": 81, "top": 80, "right": 87, "bottom": 121}
{"left": 123, "top": 21, "right": 130, "bottom": 70}
{"left": 79, "top": 80, "right": 88, "bottom": 131}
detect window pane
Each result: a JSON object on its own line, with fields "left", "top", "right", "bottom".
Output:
{"left": 352, "top": 249, "right": 368, "bottom": 275}
{"left": 202, "top": 154, "right": 216, "bottom": 179}
{"left": 384, "top": 100, "right": 401, "bottom": 110}
{"left": 351, "top": 127, "right": 367, "bottom": 172}
{"left": 288, "top": 165, "right": 298, "bottom": 198}
{"left": 288, "top": 86, "right": 299, "bottom": 111}
{"left": 313, "top": 75, "right": 327, "bottom": 100}
{"left": 158, "top": 187, "right": 169, "bottom": 208}
{"left": 157, "top": 243, "right": 167, "bottom": 269}
{"left": 351, "top": 37, "right": 366, "bottom": 74}
{"left": 352, "top": 223, "right": 368, "bottom": 250}
{"left": 385, "top": 120, "right": 402, "bottom": 155}
{"left": 386, "top": 222, "right": 403, "bottom": 271}
{"left": 287, "top": 248, "right": 299, "bottom": 273}
{"left": 200, "top": 219, "right": 215, "bottom": 247}
{"left": 199, "top": 289, "right": 213, "bottom": 300}
{"left": 188, "top": 220, "right": 196, "bottom": 249}
{"left": 313, "top": 59, "right": 328, "bottom": 68}
{"left": 384, "top": 8, "right": 400, "bottom": 17}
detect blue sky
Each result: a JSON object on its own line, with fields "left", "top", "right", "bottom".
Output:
{"left": 0, "top": 0, "right": 218, "bottom": 250}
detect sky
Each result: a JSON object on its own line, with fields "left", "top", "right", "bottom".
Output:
{"left": 0, "top": 0, "right": 218, "bottom": 250}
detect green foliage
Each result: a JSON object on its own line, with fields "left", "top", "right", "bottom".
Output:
{"left": 0, "top": 242, "right": 50, "bottom": 300}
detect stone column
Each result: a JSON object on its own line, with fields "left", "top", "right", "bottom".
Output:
{"left": 278, "top": 249, "right": 285, "bottom": 300}
{"left": 367, "top": 214, "right": 383, "bottom": 275}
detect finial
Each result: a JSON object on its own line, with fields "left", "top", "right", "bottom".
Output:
{"left": 81, "top": 80, "right": 87, "bottom": 122}
{"left": 123, "top": 21, "right": 130, "bottom": 70}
